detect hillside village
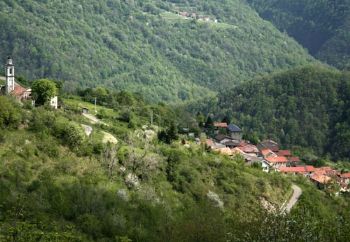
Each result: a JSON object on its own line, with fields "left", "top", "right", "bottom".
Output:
{"left": 2, "top": 57, "right": 349, "bottom": 196}
{"left": 200, "top": 121, "right": 350, "bottom": 194}
{"left": 1, "top": 55, "right": 350, "bottom": 240}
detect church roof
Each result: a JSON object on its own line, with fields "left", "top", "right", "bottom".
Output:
{"left": 11, "top": 82, "right": 30, "bottom": 97}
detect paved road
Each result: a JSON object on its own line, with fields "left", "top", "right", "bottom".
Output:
{"left": 282, "top": 184, "right": 302, "bottom": 213}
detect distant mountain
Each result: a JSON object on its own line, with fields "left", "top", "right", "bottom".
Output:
{"left": 192, "top": 65, "right": 350, "bottom": 159}
{"left": 247, "top": 0, "right": 350, "bottom": 70}
{"left": 0, "top": 0, "right": 315, "bottom": 102}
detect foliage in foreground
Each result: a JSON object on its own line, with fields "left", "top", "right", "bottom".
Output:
{"left": 0, "top": 95, "right": 349, "bottom": 241}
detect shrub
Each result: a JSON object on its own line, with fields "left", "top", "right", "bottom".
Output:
{"left": 29, "top": 108, "right": 56, "bottom": 132}
{"left": 64, "top": 122, "right": 85, "bottom": 147}
{"left": 53, "top": 117, "right": 85, "bottom": 148}
{"left": 0, "top": 96, "right": 22, "bottom": 129}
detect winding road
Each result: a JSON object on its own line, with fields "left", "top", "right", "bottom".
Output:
{"left": 281, "top": 184, "right": 302, "bottom": 213}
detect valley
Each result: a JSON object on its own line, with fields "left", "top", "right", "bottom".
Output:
{"left": 0, "top": 0, "right": 350, "bottom": 241}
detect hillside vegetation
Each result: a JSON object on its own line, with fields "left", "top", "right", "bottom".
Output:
{"left": 194, "top": 65, "right": 350, "bottom": 160}
{"left": 0, "top": 0, "right": 315, "bottom": 102}
{"left": 247, "top": 0, "right": 350, "bottom": 70}
{"left": 1, "top": 92, "right": 350, "bottom": 241}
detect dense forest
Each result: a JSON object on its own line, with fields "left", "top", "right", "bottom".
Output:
{"left": 246, "top": 0, "right": 350, "bottom": 70}
{"left": 0, "top": 91, "right": 350, "bottom": 241}
{"left": 192, "top": 65, "right": 350, "bottom": 160}
{"left": 1, "top": 1, "right": 350, "bottom": 240}
{"left": 0, "top": 0, "right": 315, "bottom": 102}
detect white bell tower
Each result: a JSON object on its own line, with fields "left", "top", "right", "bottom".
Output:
{"left": 5, "top": 56, "right": 15, "bottom": 94}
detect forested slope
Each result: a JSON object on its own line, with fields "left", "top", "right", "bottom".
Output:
{"left": 247, "top": 0, "right": 350, "bottom": 70}
{"left": 0, "top": 0, "right": 315, "bottom": 102}
{"left": 1, "top": 93, "right": 350, "bottom": 241}
{"left": 194, "top": 65, "right": 350, "bottom": 159}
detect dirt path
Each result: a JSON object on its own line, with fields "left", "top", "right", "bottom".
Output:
{"left": 82, "top": 113, "right": 108, "bottom": 126}
{"left": 281, "top": 184, "right": 302, "bottom": 213}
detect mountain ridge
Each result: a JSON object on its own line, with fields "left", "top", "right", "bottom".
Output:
{"left": 246, "top": 0, "right": 350, "bottom": 70}
{"left": 0, "top": 0, "right": 315, "bottom": 102}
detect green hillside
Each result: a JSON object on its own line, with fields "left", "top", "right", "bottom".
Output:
{"left": 0, "top": 0, "right": 315, "bottom": 102}
{"left": 194, "top": 65, "right": 350, "bottom": 160}
{"left": 1, "top": 93, "right": 350, "bottom": 241}
{"left": 247, "top": 0, "right": 350, "bottom": 70}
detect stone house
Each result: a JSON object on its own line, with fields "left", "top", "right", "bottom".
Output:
{"left": 227, "top": 124, "right": 242, "bottom": 141}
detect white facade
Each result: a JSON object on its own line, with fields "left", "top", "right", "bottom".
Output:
{"left": 5, "top": 57, "right": 15, "bottom": 94}
{"left": 261, "top": 160, "right": 270, "bottom": 173}
{"left": 50, "top": 96, "right": 58, "bottom": 109}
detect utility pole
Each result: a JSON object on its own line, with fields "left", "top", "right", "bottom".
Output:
{"left": 94, "top": 97, "right": 97, "bottom": 113}
{"left": 150, "top": 110, "right": 154, "bottom": 126}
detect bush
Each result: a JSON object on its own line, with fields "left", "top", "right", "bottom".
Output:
{"left": 53, "top": 117, "right": 85, "bottom": 148}
{"left": 29, "top": 108, "right": 56, "bottom": 132}
{"left": 64, "top": 122, "right": 85, "bottom": 147}
{"left": 0, "top": 96, "right": 22, "bottom": 129}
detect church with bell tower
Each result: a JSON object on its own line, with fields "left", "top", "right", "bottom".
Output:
{"left": 1, "top": 56, "right": 58, "bottom": 109}
{"left": 5, "top": 56, "right": 15, "bottom": 94}
{"left": 1, "top": 56, "right": 31, "bottom": 99}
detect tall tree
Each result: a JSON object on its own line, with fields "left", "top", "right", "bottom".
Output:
{"left": 31, "top": 79, "right": 57, "bottom": 106}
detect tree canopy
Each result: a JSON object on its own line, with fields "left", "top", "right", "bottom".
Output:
{"left": 0, "top": 0, "right": 315, "bottom": 102}
{"left": 192, "top": 65, "right": 350, "bottom": 160}
{"left": 31, "top": 79, "right": 57, "bottom": 106}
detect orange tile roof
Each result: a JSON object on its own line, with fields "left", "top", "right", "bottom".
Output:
{"left": 277, "top": 150, "right": 292, "bottom": 157}
{"left": 206, "top": 139, "right": 214, "bottom": 147}
{"left": 289, "top": 157, "right": 301, "bottom": 162}
{"left": 314, "top": 167, "right": 333, "bottom": 175}
{"left": 266, "top": 156, "right": 288, "bottom": 163}
{"left": 261, "top": 149, "right": 276, "bottom": 158}
{"left": 214, "top": 122, "right": 228, "bottom": 128}
{"left": 341, "top": 173, "right": 350, "bottom": 179}
{"left": 11, "top": 83, "right": 28, "bottom": 97}
{"left": 238, "top": 144, "right": 259, "bottom": 153}
{"left": 279, "top": 166, "right": 315, "bottom": 173}
{"left": 310, "top": 173, "right": 331, "bottom": 184}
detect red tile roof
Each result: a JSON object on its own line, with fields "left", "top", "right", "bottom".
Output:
{"left": 266, "top": 156, "right": 288, "bottom": 163}
{"left": 261, "top": 149, "right": 276, "bottom": 158}
{"left": 11, "top": 83, "right": 28, "bottom": 97}
{"left": 310, "top": 173, "right": 331, "bottom": 184}
{"left": 289, "top": 157, "right": 301, "bottom": 162}
{"left": 341, "top": 173, "right": 350, "bottom": 179}
{"left": 206, "top": 139, "right": 214, "bottom": 147}
{"left": 314, "top": 167, "right": 333, "bottom": 175}
{"left": 238, "top": 144, "right": 259, "bottom": 154}
{"left": 279, "top": 166, "right": 315, "bottom": 173}
{"left": 277, "top": 150, "right": 292, "bottom": 157}
{"left": 214, "top": 122, "right": 228, "bottom": 128}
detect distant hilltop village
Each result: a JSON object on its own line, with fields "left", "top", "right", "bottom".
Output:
{"left": 1, "top": 57, "right": 58, "bottom": 109}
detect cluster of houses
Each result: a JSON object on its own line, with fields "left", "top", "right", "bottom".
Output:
{"left": 176, "top": 11, "right": 218, "bottom": 23}
{"left": 1, "top": 57, "right": 58, "bottom": 108}
{"left": 204, "top": 122, "right": 350, "bottom": 193}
